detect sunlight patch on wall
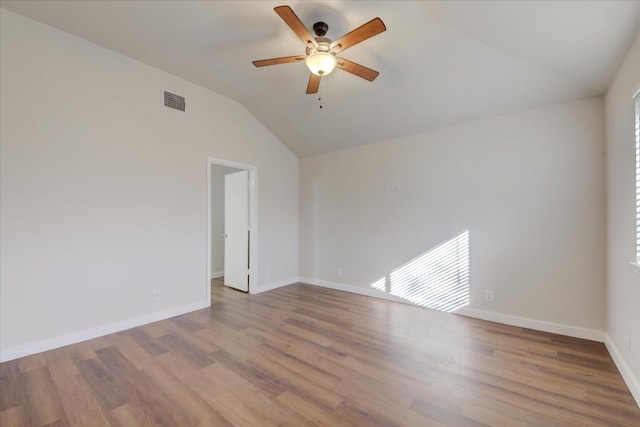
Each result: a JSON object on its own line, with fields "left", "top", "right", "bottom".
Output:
{"left": 370, "top": 230, "right": 470, "bottom": 312}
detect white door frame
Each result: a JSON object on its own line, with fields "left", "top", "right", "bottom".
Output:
{"left": 206, "top": 158, "right": 258, "bottom": 301}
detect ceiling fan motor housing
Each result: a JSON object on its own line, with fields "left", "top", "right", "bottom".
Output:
{"left": 313, "top": 21, "right": 329, "bottom": 37}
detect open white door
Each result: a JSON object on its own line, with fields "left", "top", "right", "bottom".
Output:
{"left": 224, "top": 170, "right": 249, "bottom": 292}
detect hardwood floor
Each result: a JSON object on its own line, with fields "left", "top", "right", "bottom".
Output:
{"left": 1, "top": 280, "right": 639, "bottom": 426}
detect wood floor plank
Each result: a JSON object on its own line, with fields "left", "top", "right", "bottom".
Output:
{"left": 1, "top": 281, "right": 638, "bottom": 426}
{"left": 44, "top": 349, "right": 112, "bottom": 427}
{"left": 42, "top": 418, "right": 69, "bottom": 427}
{"left": 276, "top": 390, "right": 354, "bottom": 427}
{"left": 137, "top": 321, "right": 171, "bottom": 339}
{"left": 108, "top": 403, "right": 148, "bottom": 427}
{"left": 201, "top": 362, "right": 314, "bottom": 427}
{"left": 0, "top": 405, "right": 26, "bottom": 427}
{"left": 76, "top": 358, "right": 128, "bottom": 412}
{"left": 96, "top": 346, "right": 193, "bottom": 426}
{"left": 169, "top": 315, "right": 206, "bottom": 334}
{"left": 17, "top": 354, "right": 47, "bottom": 373}
{"left": 141, "top": 364, "right": 218, "bottom": 426}
{"left": 212, "top": 349, "right": 289, "bottom": 396}
{"left": 20, "top": 367, "right": 66, "bottom": 427}
{"left": 105, "top": 332, "right": 157, "bottom": 371}
{"left": 193, "top": 327, "right": 259, "bottom": 362}
{"left": 154, "top": 352, "right": 224, "bottom": 406}
{"left": 335, "top": 366, "right": 418, "bottom": 409}
{"left": 249, "top": 353, "right": 345, "bottom": 409}
{"left": 253, "top": 341, "right": 342, "bottom": 390}
{"left": 156, "top": 334, "right": 216, "bottom": 368}
{"left": 333, "top": 399, "right": 404, "bottom": 427}
{"left": 0, "top": 360, "right": 23, "bottom": 412}
{"left": 64, "top": 341, "right": 100, "bottom": 364}
{"left": 128, "top": 327, "right": 169, "bottom": 357}
{"left": 194, "top": 413, "right": 235, "bottom": 427}
{"left": 249, "top": 322, "right": 349, "bottom": 364}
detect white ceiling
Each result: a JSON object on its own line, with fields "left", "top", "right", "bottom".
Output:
{"left": 2, "top": 1, "right": 639, "bottom": 157}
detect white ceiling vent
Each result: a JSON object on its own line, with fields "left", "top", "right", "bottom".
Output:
{"left": 163, "top": 90, "right": 185, "bottom": 112}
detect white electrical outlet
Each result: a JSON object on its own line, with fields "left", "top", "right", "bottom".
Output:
{"left": 153, "top": 291, "right": 160, "bottom": 303}
{"left": 336, "top": 268, "right": 342, "bottom": 277}
{"left": 628, "top": 336, "right": 632, "bottom": 353}
{"left": 484, "top": 290, "right": 493, "bottom": 302}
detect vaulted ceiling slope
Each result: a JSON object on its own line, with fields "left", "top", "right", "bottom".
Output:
{"left": 2, "top": 1, "right": 639, "bottom": 157}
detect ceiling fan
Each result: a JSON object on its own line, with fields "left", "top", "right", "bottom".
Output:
{"left": 252, "top": 5, "right": 386, "bottom": 94}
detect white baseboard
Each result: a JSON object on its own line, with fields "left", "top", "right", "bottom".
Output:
{"left": 455, "top": 307, "right": 604, "bottom": 342}
{"left": 605, "top": 334, "right": 640, "bottom": 406}
{"left": 0, "top": 299, "right": 210, "bottom": 363}
{"left": 211, "top": 271, "right": 224, "bottom": 279}
{"left": 253, "top": 277, "right": 300, "bottom": 294}
{"left": 299, "top": 277, "right": 432, "bottom": 306}
{"left": 299, "top": 277, "right": 604, "bottom": 342}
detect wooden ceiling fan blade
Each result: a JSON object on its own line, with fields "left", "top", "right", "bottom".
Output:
{"left": 306, "top": 74, "right": 321, "bottom": 94}
{"left": 336, "top": 58, "right": 379, "bottom": 81}
{"left": 252, "top": 55, "right": 305, "bottom": 67}
{"left": 274, "top": 6, "right": 317, "bottom": 48}
{"left": 330, "top": 17, "right": 386, "bottom": 54}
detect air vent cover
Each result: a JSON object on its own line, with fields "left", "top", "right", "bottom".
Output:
{"left": 163, "top": 90, "right": 185, "bottom": 112}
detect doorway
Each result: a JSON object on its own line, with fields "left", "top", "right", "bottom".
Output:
{"left": 207, "top": 158, "right": 257, "bottom": 300}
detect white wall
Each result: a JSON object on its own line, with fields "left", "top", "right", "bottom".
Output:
{"left": 210, "top": 164, "right": 242, "bottom": 278}
{"left": 300, "top": 97, "right": 606, "bottom": 336}
{"left": 605, "top": 31, "right": 640, "bottom": 402}
{"left": 0, "top": 10, "right": 299, "bottom": 360}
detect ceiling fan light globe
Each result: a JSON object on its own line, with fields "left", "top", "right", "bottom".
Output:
{"left": 305, "top": 52, "right": 337, "bottom": 76}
